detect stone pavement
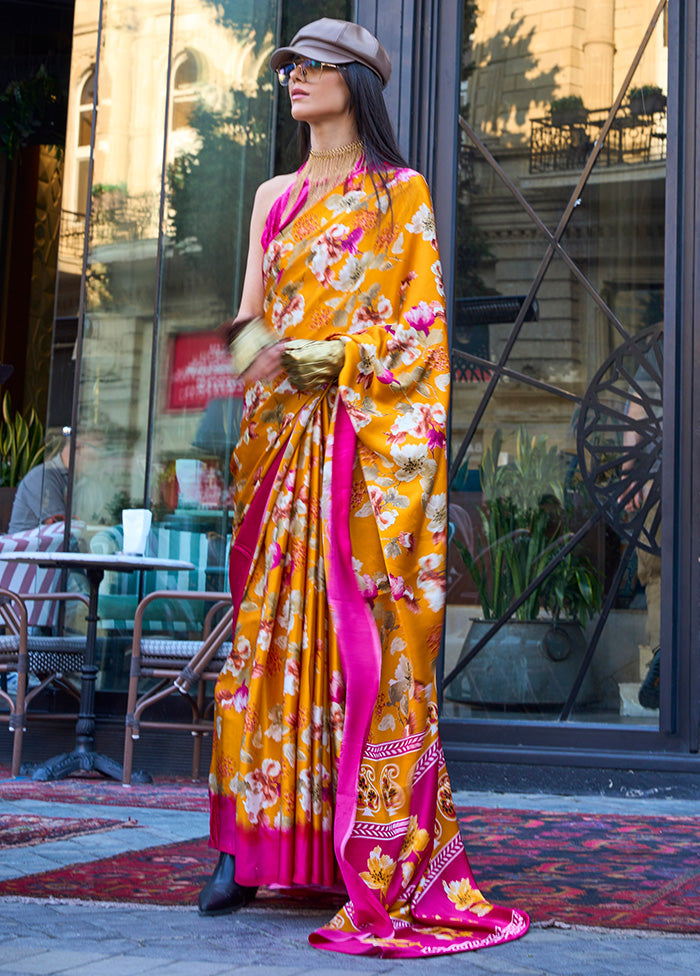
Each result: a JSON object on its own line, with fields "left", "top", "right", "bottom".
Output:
{"left": 1, "top": 788, "right": 699, "bottom": 976}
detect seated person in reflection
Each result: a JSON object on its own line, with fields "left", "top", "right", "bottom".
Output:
{"left": 8, "top": 430, "right": 71, "bottom": 533}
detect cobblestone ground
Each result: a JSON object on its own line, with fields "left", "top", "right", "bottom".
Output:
{"left": 0, "top": 901, "right": 698, "bottom": 976}
{"left": 1, "top": 790, "right": 698, "bottom": 975}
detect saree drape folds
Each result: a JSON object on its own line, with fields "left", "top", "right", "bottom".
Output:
{"left": 209, "top": 169, "right": 529, "bottom": 957}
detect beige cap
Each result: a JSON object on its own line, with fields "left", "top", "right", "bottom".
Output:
{"left": 270, "top": 18, "right": 391, "bottom": 88}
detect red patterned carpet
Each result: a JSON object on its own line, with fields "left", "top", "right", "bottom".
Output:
{"left": 0, "top": 804, "right": 698, "bottom": 932}
{"left": 0, "top": 773, "right": 208, "bottom": 811}
{"left": 0, "top": 813, "right": 127, "bottom": 849}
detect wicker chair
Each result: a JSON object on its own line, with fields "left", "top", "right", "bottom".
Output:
{"left": 0, "top": 589, "right": 90, "bottom": 776}
{"left": 122, "top": 589, "right": 233, "bottom": 785}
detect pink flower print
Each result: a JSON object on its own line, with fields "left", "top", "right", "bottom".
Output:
{"left": 223, "top": 635, "right": 251, "bottom": 677}
{"left": 374, "top": 363, "right": 396, "bottom": 385}
{"left": 427, "top": 425, "right": 446, "bottom": 450}
{"left": 405, "top": 301, "right": 436, "bottom": 335}
{"left": 367, "top": 484, "right": 399, "bottom": 530}
{"left": 330, "top": 701, "right": 345, "bottom": 735}
{"left": 232, "top": 681, "right": 249, "bottom": 713}
{"left": 350, "top": 296, "right": 393, "bottom": 335}
{"left": 358, "top": 572, "right": 379, "bottom": 600}
{"left": 248, "top": 758, "right": 281, "bottom": 804}
{"left": 271, "top": 292, "right": 304, "bottom": 334}
{"left": 269, "top": 542, "right": 283, "bottom": 570}
{"left": 330, "top": 669, "right": 346, "bottom": 703}
{"left": 398, "top": 531, "right": 414, "bottom": 552}
{"left": 243, "top": 758, "right": 281, "bottom": 823}
{"left": 387, "top": 325, "right": 421, "bottom": 366}
{"left": 389, "top": 574, "right": 419, "bottom": 612}
{"left": 342, "top": 226, "right": 363, "bottom": 254}
{"left": 417, "top": 553, "right": 446, "bottom": 612}
{"left": 399, "top": 271, "right": 418, "bottom": 303}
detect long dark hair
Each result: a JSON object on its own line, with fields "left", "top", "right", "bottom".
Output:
{"left": 297, "top": 61, "right": 409, "bottom": 212}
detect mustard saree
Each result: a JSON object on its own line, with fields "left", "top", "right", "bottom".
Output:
{"left": 209, "top": 167, "right": 529, "bottom": 957}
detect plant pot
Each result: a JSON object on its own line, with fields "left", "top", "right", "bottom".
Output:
{"left": 629, "top": 92, "right": 666, "bottom": 116}
{"left": 448, "top": 618, "right": 595, "bottom": 707}
{"left": 550, "top": 109, "right": 587, "bottom": 126}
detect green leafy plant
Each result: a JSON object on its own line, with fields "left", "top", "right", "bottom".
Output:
{"left": 456, "top": 428, "right": 602, "bottom": 625}
{"left": 0, "top": 392, "right": 46, "bottom": 487}
{"left": 549, "top": 95, "right": 587, "bottom": 125}
{"left": 0, "top": 65, "right": 66, "bottom": 159}
{"left": 628, "top": 85, "right": 666, "bottom": 115}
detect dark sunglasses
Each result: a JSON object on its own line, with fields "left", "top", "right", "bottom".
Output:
{"left": 276, "top": 58, "right": 339, "bottom": 87}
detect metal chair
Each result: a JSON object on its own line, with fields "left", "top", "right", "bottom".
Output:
{"left": 0, "top": 589, "right": 90, "bottom": 776}
{"left": 122, "top": 589, "right": 233, "bottom": 785}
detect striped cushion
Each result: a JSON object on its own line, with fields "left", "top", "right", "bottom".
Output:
{"left": 0, "top": 524, "right": 72, "bottom": 627}
{"left": 90, "top": 525, "right": 212, "bottom": 634}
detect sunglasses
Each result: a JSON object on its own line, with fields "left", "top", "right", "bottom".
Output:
{"left": 276, "top": 58, "right": 339, "bottom": 87}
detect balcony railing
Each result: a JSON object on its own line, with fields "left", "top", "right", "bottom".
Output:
{"left": 58, "top": 210, "right": 87, "bottom": 261}
{"left": 529, "top": 106, "right": 667, "bottom": 174}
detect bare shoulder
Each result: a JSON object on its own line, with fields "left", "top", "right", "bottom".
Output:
{"left": 254, "top": 173, "right": 297, "bottom": 213}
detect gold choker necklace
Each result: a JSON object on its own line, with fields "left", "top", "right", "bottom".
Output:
{"left": 284, "top": 139, "right": 364, "bottom": 220}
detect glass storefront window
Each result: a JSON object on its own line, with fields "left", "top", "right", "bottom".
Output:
{"left": 47, "top": 0, "right": 355, "bottom": 690}
{"left": 445, "top": 0, "right": 667, "bottom": 727}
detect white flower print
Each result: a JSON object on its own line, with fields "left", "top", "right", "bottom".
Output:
{"left": 333, "top": 254, "right": 370, "bottom": 292}
{"left": 405, "top": 202, "right": 436, "bottom": 242}
{"left": 431, "top": 259, "right": 445, "bottom": 297}
{"left": 425, "top": 492, "right": 447, "bottom": 534}
{"left": 271, "top": 292, "right": 304, "bottom": 332}
{"left": 417, "top": 552, "right": 446, "bottom": 612}
{"left": 391, "top": 443, "right": 433, "bottom": 482}
{"left": 221, "top": 634, "right": 251, "bottom": 677}
{"left": 283, "top": 656, "right": 300, "bottom": 697}
{"left": 243, "top": 758, "right": 281, "bottom": 824}
{"left": 264, "top": 704, "right": 284, "bottom": 742}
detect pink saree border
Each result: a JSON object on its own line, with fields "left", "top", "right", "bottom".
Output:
{"left": 313, "top": 398, "right": 393, "bottom": 942}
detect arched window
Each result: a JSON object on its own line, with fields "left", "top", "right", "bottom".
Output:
{"left": 75, "top": 69, "right": 96, "bottom": 214}
{"left": 78, "top": 71, "right": 95, "bottom": 146}
{"left": 172, "top": 51, "right": 202, "bottom": 131}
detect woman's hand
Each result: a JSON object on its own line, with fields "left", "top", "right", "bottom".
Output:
{"left": 242, "top": 342, "right": 287, "bottom": 384}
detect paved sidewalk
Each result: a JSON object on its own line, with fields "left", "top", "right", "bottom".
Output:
{"left": 1, "top": 788, "right": 699, "bottom": 975}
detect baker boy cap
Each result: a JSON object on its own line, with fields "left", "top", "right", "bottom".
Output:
{"left": 270, "top": 18, "right": 392, "bottom": 88}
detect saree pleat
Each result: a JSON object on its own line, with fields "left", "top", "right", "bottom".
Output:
{"left": 210, "top": 168, "right": 529, "bottom": 956}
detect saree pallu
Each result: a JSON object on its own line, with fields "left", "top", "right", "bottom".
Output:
{"left": 209, "top": 168, "right": 529, "bottom": 957}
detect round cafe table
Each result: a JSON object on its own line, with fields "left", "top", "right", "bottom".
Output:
{"left": 0, "top": 550, "right": 194, "bottom": 782}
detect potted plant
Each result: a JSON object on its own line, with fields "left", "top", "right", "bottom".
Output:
{"left": 0, "top": 65, "right": 67, "bottom": 159}
{"left": 450, "top": 428, "right": 602, "bottom": 707}
{"left": 628, "top": 85, "right": 666, "bottom": 116}
{"left": 0, "top": 391, "right": 46, "bottom": 530}
{"left": 549, "top": 94, "right": 588, "bottom": 126}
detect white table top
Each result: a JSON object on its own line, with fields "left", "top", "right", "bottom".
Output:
{"left": 0, "top": 551, "right": 195, "bottom": 573}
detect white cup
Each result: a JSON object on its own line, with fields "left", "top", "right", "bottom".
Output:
{"left": 121, "top": 508, "right": 152, "bottom": 555}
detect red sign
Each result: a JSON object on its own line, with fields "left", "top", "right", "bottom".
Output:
{"left": 167, "top": 330, "right": 244, "bottom": 411}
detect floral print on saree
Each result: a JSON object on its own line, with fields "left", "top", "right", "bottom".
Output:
{"left": 209, "top": 168, "right": 529, "bottom": 957}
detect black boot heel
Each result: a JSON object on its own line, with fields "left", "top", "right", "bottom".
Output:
{"left": 198, "top": 852, "right": 258, "bottom": 916}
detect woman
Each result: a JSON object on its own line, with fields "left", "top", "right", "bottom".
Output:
{"left": 199, "top": 18, "right": 529, "bottom": 958}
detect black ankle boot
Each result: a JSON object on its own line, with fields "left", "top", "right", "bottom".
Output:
{"left": 198, "top": 852, "right": 257, "bottom": 916}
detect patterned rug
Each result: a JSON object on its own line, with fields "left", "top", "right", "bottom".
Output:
{"left": 0, "top": 813, "right": 128, "bottom": 849}
{"left": 0, "top": 773, "right": 208, "bottom": 812}
{"left": 0, "top": 809, "right": 698, "bottom": 932}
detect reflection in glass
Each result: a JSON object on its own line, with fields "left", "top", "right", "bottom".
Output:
{"left": 447, "top": 0, "right": 667, "bottom": 726}
{"left": 48, "top": 0, "right": 281, "bottom": 688}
